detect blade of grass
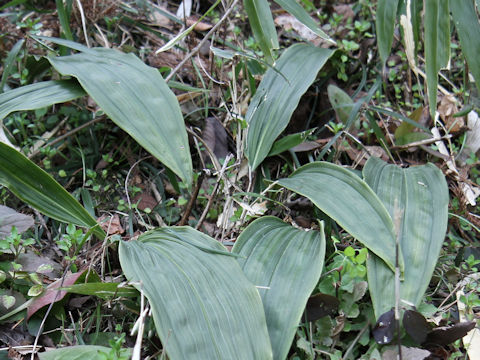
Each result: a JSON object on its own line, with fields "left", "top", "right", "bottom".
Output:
{"left": 0, "top": 39, "right": 24, "bottom": 92}
{"left": 424, "top": 0, "right": 450, "bottom": 117}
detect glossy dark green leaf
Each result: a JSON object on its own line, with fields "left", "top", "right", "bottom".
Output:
{"left": 364, "top": 157, "right": 448, "bottom": 318}
{"left": 278, "top": 162, "right": 399, "bottom": 272}
{"left": 119, "top": 227, "right": 272, "bottom": 360}
{"left": 232, "top": 217, "right": 325, "bottom": 360}
{"left": 0, "top": 143, "right": 104, "bottom": 238}
{"left": 246, "top": 44, "right": 333, "bottom": 170}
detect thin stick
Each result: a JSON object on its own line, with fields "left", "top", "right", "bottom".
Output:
{"left": 28, "top": 117, "right": 104, "bottom": 159}
{"left": 393, "top": 201, "right": 404, "bottom": 360}
{"left": 31, "top": 268, "right": 69, "bottom": 360}
{"left": 178, "top": 172, "right": 205, "bottom": 226}
{"left": 165, "top": 0, "right": 239, "bottom": 83}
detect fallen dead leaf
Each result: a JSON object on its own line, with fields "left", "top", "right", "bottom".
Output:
{"left": 333, "top": 4, "right": 355, "bottom": 21}
{"left": 275, "top": 14, "right": 317, "bottom": 41}
{"left": 186, "top": 17, "right": 213, "bottom": 31}
{"left": 27, "top": 270, "right": 86, "bottom": 320}
{"left": 202, "top": 117, "right": 229, "bottom": 161}
{"left": 457, "top": 290, "right": 480, "bottom": 359}
{"left": 97, "top": 214, "right": 124, "bottom": 235}
{"left": 438, "top": 94, "right": 463, "bottom": 133}
{"left": 382, "top": 345, "right": 430, "bottom": 360}
{"left": 458, "top": 110, "right": 480, "bottom": 165}
{"left": 132, "top": 192, "right": 158, "bottom": 212}
{"left": 0, "top": 205, "right": 34, "bottom": 238}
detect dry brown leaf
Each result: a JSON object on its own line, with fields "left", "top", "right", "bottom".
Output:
{"left": 457, "top": 290, "right": 480, "bottom": 359}
{"left": 0, "top": 205, "right": 34, "bottom": 238}
{"left": 438, "top": 94, "right": 464, "bottom": 133}
{"left": 149, "top": 9, "right": 172, "bottom": 28}
{"left": 186, "top": 17, "right": 213, "bottom": 31}
{"left": 97, "top": 214, "right": 124, "bottom": 235}
{"left": 274, "top": 14, "right": 317, "bottom": 41}
{"left": 132, "top": 193, "right": 158, "bottom": 212}
{"left": 202, "top": 117, "right": 229, "bottom": 161}
{"left": 382, "top": 346, "right": 430, "bottom": 360}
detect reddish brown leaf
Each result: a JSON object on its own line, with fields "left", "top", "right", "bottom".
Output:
{"left": 27, "top": 270, "right": 85, "bottom": 320}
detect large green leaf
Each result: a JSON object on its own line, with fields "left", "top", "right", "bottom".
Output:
{"left": 119, "top": 227, "right": 272, "bottom": 360}
{"left": 46, "top": 46, "right": 193, "bottom": 185}
{"left": 232, "top": 217, "right": 325, "bottom": 360}
{"left": 273, "top": 0, "right": 334, "bottom": 43}
{"left": 0, "top": 142, "right": 105, "bottom": 238}
{"left": 363, "top": 157, "right": 448, "bottom": 319}
{"left": 244, "top": 0, "right": 279, "bottom": 64}
{"left": 246, "top": 44, "right": 333, "bottom": 171}
{"left": 277, "top": 162, "right": 399, "bottom": 272}
{"left": 0, "top": 80, "right": 86, "bottom": 121}
{"left": 424, "top": 0, "right": 450, "bottom": 117}
{"left": 451, "top": 0, "right": 480, "bottom": 93}
{"left": 39, "top": 345, "right": 131, "bottom": 360}
{"left": 376, "top": 0, "right": 400, "bottom": 66}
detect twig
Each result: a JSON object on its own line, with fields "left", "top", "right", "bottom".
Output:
{"left": 75, "top": 0, "right": 90, "bottom": 48}
{"left": 28, "top": 117, "right": 104, "bottom": 159}
{"left": 31, "top": 268, "right": 70, "bottom": 360}
{"left": 393, "top": 201, "right": 404, "bottom": 360}
{"left": 178, "top": 172, "right": 205, "bottom": 226}
{"left": 165, "top": 0, "right": 239, "bottom": 83}
{"left": 390, "top": 134, "right": 451, "bottom": 150}
{"left": 343, "top": 321, "right": 370, "bottom": 359}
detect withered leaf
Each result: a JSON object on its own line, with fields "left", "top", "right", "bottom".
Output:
{"left": 424, "top": 321, "right": 476, "bottom": 346}
{"left": 304, "top": 293, "right": 339, "bottom": 322}
{"left": 403, "top": 309, "right": 431, "bottom": 344}
{"left": 372, "top": 308, "right": 395, "bottom": 344}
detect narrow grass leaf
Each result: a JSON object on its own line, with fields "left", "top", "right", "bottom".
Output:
{"left": 0, "top": 39, "right": 24, "bottom": 92}
{"left": 268, "top": 129, "right": 315, "bottom": 157}
{"left": 424, "top": 0, "right": 450, "bottom": 117}
{"left": 0, "top": 80, "right": 85, "bottom": 121}
{"left": 273, "top": 0, "right": 335, "bottom": 43}
{"left": 376, "top": 0, "right": 400, "bottom": 66}
{"left": 232, "top": 217, "right": 325, "bottom": 360}
{"left": 277, "top": 162, "right": 398, "bottom": 272}
{"left": 39, "top": 345, "right": 132, "bottom": 360}
{"left": 60, "top": 282, "right": 138, "bottom": 299}
{"left": 451, "top": 0, "right": 480, "bottom": 93}
{"left": 46, "top": 45, "right": 193, "bottom": 185}
{"left": 246, "top": 44, "right": 333, "bottom": 170}
{"left": 363, "top": 157, "right": 448, "bottom": 319}
{"left": 244, "top": 0, "right": 279, "bottom": 64}
{"left": 0, "top": 143, "right": 104, "bottom": 238}
{"left": 55, "top": 0, "right": 73, "bottom": 41}
{"left": 119, "top": 227, "right": 272, "bottom": 360}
